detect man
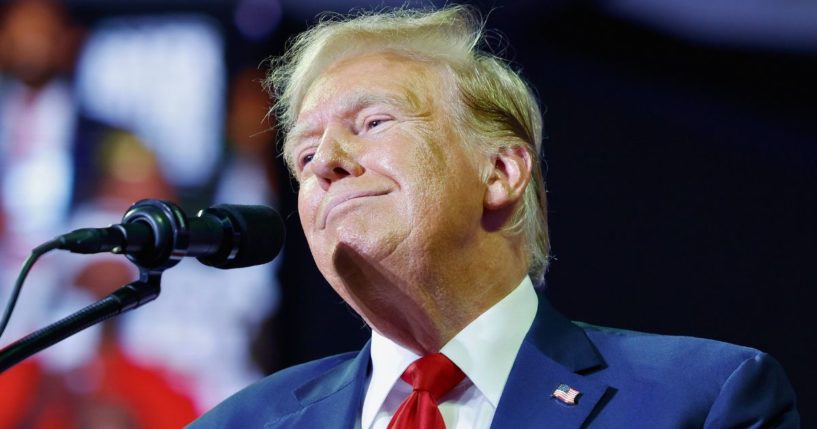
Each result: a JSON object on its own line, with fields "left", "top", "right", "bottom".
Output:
{"left": 191, "top": 6, "right": 798, "bottom": 428}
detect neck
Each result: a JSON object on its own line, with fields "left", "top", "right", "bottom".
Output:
{"left": 332, "top": 235, "right": 528, "bottom": 355}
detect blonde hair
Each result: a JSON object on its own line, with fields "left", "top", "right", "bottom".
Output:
{"left": 265, "top": 5, "right": 550, "bottom": 282}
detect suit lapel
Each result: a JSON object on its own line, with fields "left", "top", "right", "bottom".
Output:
{"left": 265, "top": 295, "right": 610, "bottom": 428}
{"left": 266, "top": 342, "right": 371, "bottom": 429}
{"left": 491, "top": 295, "right": 611, "bottom": 429}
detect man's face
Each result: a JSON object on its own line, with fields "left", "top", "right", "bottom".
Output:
{"left": 288, "top": 51, "right": 488, "bottom": 310}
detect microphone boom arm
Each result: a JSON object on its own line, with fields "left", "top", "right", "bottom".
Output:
{"left": 0, "top": 268, "right": 163, "bottom": 374}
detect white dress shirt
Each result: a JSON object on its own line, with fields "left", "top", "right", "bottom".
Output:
{"left": 361, "top": 276, "right": 538, "bottom": 429}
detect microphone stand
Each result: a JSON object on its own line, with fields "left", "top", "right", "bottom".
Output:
{"left": 0, "top": 268, "right": 163, "bottom": 374}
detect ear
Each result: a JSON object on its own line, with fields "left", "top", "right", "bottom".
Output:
{"left": 484, "top": 144, "right": 532, "bottom": 210}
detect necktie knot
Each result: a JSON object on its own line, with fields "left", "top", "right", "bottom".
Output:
{"left": 401, "top": 353, "right": 465, "bottom": 402}
{"left": 388, "top": 353, "right": 465, "bottom": 429}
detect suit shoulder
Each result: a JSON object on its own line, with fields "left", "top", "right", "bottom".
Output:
{"left": 187, "top": 351, "right": 359, "bottom": 428}
{"left": 574, "top": 322, "right": 768, "bottom": 377}
{"left": 575, "top": 323, "right": 799, "bottom": 426}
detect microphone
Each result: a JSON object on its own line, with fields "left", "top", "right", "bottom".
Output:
{"left": 57, "top": 200, "right": 285, "bottom": 270}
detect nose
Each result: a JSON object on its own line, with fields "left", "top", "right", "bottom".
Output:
{"left": 309, "top": 124, "right": 363, "bottom": 190}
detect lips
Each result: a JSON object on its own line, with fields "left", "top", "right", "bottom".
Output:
{"left": 319, "top": 190, "right": 389, "bottom": 229}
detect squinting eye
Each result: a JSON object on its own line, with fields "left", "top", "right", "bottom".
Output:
{"left": 365, "top": 117, "right": 391, "bottom": 130}
{"left": 301, "top": 153, "right": 314, "bottom": 167}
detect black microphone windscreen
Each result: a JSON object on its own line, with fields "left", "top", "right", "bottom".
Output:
{"left": 199, "top": 204, "right": 285, "bottom": 269}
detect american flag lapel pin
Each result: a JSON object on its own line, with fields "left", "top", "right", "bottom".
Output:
{"left": 552, "top": 383, "right": 581, "bottom": 405}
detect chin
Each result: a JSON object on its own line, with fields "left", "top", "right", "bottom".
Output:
{"left": 317, "top": 231, "right": 403, "bottom": 285}
{"left": 331, "top": 223, "right": 403, "bottom": 262}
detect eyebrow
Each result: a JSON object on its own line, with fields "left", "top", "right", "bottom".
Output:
{"left": 284, "top": 90, "right": 421, "bottom": 165}
{"left": 289, "top": 93, "right": 411, "bottom": 137}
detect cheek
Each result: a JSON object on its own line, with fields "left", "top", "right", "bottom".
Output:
{"left": 408, "top": 146, "right": 457, "bottom": 201}
{"left": 411, "top": 151, "right": 485, "bottom": 228}
{"left": 297, "top": 182, "right": 336, "bottom": 270}
{"left": 378, "top": 156, "right": 440, "bottom": 225}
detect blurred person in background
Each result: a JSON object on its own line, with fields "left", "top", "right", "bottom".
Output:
{"left": 0, "top": 0, "right": 104, "bottom": 251}
{"left": 0, "top": 0, "right": 110, "bottom": 343}
{"left": 0, "top": 0, "right": 74, "bottom": 251}
{"left": 0, "top": 129, "right": 199, "bottom": 429}
{"left": 64, "top": 128, "right": 277, "bottom": 420}
{"left": 0, "top": 1, "right": 114, "bottom": 426}
{"left": 72, "top": 72, "right": 283, "bottom": 415}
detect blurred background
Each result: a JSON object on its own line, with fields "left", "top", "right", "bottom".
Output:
{"left": 0, "top": 0, "right": 813, "bottom": 427}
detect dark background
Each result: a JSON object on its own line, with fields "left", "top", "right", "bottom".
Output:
{"left": 21, "top": 0, "right": 817, "bottom": 424}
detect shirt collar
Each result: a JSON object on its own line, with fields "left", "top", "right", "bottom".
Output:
{"left": 362, "top": 321, "right": 421, "bottom": 428}
{"left": 440, "top": 275, "right": 538, "bottom": 407}
{"left": 362, "top": 276, "right": 538, "bottom": 426}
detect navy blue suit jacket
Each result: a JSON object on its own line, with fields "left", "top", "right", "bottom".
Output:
{"left": 190, "top": 296, "right": 799, "bottom": 428}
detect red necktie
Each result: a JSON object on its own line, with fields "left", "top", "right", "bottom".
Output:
{"left": 387, "top": 353, "right": 465, "bottom": 429}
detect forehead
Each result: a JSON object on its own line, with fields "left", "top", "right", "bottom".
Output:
{"left": 298, "top": 51, "right": 445, "bottom": 116}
